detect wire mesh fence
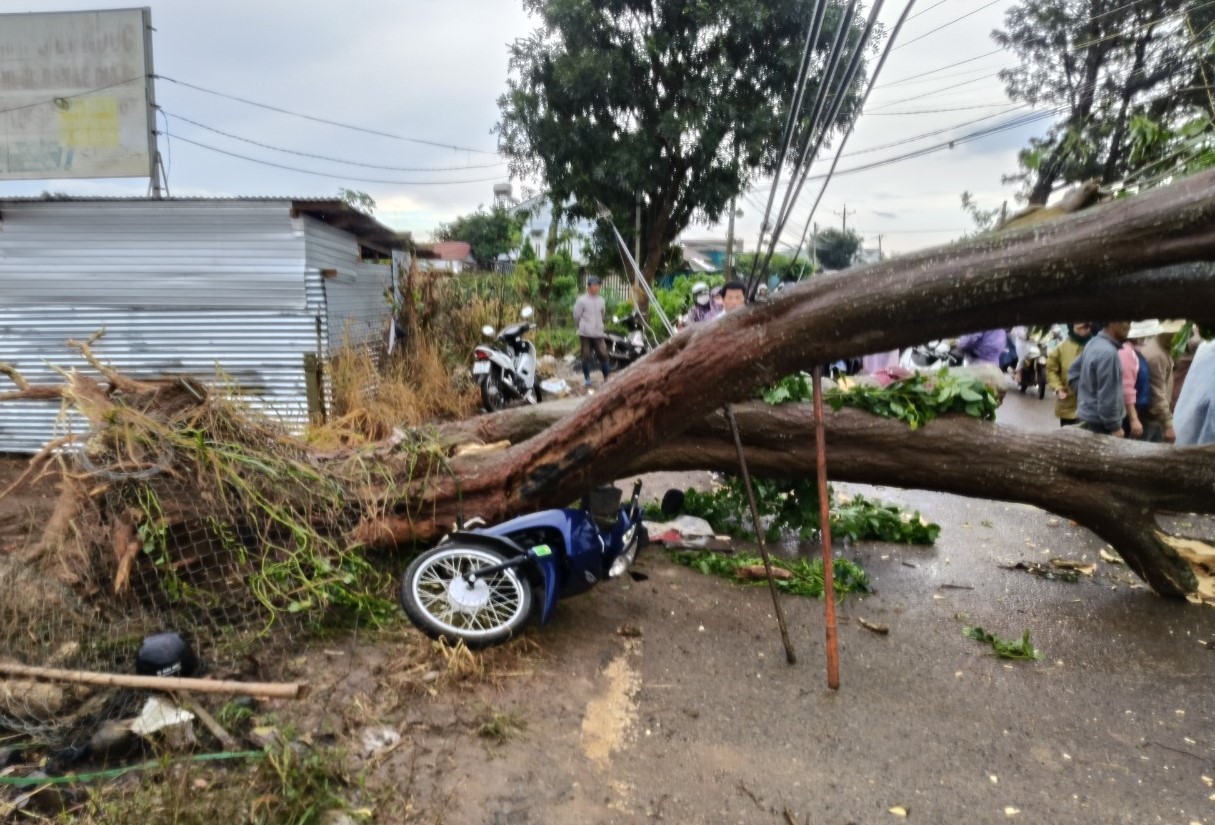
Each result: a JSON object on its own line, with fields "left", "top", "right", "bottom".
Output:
{"left": 0, "top": 390, "right": 410, "bottom": 745}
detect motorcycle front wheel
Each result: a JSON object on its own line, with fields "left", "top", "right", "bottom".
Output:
{"left": 401, "top": 544, "right": 533, "bottom": 649}
{"left": 479, "top": 370, "right": 508, "bottom": 413}
{"left": 1037, "top": 364, "right": 1048, "bottom": 399}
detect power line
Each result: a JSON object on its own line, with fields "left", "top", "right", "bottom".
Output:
{"left": 875, "top": 49, "right": 1006, "bottom": 88}
{"left": 160, "top": 132, "right": 506, "bottom": 186}
{"left": 842, "top": 104, "right": 1029, "bottom": 156}
{"left": 868, "top": 71, "right": 1009, "bottom": 110}
{"left": 892, "top": 0, "right": 1001, "bottom": 51}
{"left": 0, "top": 75, "right": 145, "bottom": 116}
{"left": 161, "top": 110, "right": 506, "bottom": 172}
{"left": 905, "top": 0, "right": 948, "bottom": 22}
{"left": 866, "top": 102, "right": 1018, "bottom": 114}
{"left": 155, "top": 74, "right": 500, "bottom": 155}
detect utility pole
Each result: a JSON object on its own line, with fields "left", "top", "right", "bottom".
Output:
{"left": 834, "top": 203, "right": 857, "bottom": 233}
{"left": 877, "top": 234, "right": 884, "bottom": 260}
{"left": 811, "top": 222, "right": 820, "bottom": 270}
{"left": 724, "top": 195, "right": 737, "bottom": 280}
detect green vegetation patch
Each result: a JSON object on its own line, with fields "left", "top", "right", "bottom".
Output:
{"left": 763, "top": 369, "right": 999, "bottom": 428}
{"left": 671, "top": 549, "right": 871, "bottom": 600}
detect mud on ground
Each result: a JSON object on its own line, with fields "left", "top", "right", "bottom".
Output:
{"left": 3, "top": 452, "right": 1215, "bottom": 824}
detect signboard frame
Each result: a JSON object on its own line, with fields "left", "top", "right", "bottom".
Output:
{"left": 0, "top": 7, "right": 158, "bottom": 183}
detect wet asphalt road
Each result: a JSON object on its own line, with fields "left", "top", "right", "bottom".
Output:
{"left": 402, "top": 385, "right": 1215, "bottom": 825}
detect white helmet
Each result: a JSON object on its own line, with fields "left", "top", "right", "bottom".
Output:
{"left": 691, "top": 281, "right": 710, "bottom": 305}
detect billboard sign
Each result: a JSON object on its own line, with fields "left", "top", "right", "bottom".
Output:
{"left": 0, "top": 8, "right": 155, "bottom": 181}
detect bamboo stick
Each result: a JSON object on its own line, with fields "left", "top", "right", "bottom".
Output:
{"left": 0, "top": 662, "right": 308, "bottom": 701}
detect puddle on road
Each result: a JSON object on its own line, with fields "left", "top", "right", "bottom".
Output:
{"left": 580, "top": 643, "right": 640, "bottom": 768}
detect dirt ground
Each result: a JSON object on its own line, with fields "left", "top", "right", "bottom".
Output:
{"left": 3, "top": 390, "right": 1215, "bottom": 824}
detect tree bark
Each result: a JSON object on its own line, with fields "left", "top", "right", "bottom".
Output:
{"left": 9, "top": 174, "right": 1215, "bottom": 600}
{"left": 423, "top": 399, "right": 1215, "bottom": 600}
{"left": 357, "top": 170, "right": 1215, "bottom": 555}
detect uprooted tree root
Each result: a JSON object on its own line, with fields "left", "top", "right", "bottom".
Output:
{"left": 0, "top": 343, "right": 461, "bottom": 739}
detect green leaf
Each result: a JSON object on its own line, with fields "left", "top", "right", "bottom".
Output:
{"left": 964, "top": 626, "right": 1043, "bottom": 661}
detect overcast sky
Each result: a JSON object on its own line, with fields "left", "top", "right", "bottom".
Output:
{"left": 0, "top": 0, "right": 1043, "bottom": 256}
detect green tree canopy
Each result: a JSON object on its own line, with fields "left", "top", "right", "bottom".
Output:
{"left": 813, "top": 227, "right": 861, "bottom": 270}
{"left": 994, "top": 0, "right": 1212, "bottom": 204}
{"left": 496, "top": 0, "right": 872, "bottom": 285}
{"left": 435, "top": 205, "right": 526, "bottom": 268}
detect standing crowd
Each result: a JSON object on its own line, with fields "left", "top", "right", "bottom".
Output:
{"left": 573, "top": 274, "right": 1214, "bottom": 446}
{"left": 1054, "top": 319, "right": 1212, "bottom": 445}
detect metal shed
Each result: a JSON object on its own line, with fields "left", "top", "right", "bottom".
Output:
{"left": 0, "top": 197, "right": 408, "bottom": 453}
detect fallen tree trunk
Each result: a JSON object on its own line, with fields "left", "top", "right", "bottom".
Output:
{"left": 355, "top": 171, "right": 1215, "bottom": 562}
{"left": 6, "top": 174, "right": 1215, "bottom": 603}
{"left": 429, "top": 399, "right": 1215, "bottom": 599}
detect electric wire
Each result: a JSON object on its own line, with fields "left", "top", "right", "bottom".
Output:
{"left": 874, "top": 48, "right": 1006, "bottom": 88}
{"left": 748, "top": 0, "right": 894, "bottom": 294}
{"left": 866, "top": 102, "right": 1019, "bottom": 114}
{"left": 783, "top": 1, "right": 921, "bottom": 271}
{"left": 155, "top": 74, "right": 500, "bottom": 155}
{"left": 780, "top": 68, "right": 1210, "bottom": 246}
{"left": 868, "top": 70, "right": 1008, "bottom": 110}
{"left": 0, "top": 75, "right": 145, "bottom": 116}
{"left": 159, "top": 132, "right": 505, "bottom": 186}
{"left": 748, "top": 0, "right": 830, "bottom": 274}
{"left": 744, "top": 0, "right": 867, "bottom": 287}
{"left": 160, "top": 110, "right": 507, "bottom": 172}
{"left": 892, "top": 0, "right": 1000, "bottom": 51}
{"left": 905, "top": 0, "right": 947, "bottom": 21}
{"left": 750, "top": 3, "right": 1213, "bottom": 199}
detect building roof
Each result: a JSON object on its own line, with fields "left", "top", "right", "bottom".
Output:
{"left": 0, "top": 196, "right": 411, "bottom": 252}
{"left": 414, "top": 240, "right": 474, "bottom": 261}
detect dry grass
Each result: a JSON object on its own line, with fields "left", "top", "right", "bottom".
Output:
{"left": 320, "top": 337, "right": 478, "bottom": 446}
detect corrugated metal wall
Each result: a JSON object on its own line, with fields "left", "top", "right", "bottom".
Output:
{"left": 303, "top": 217, "right": 393, "bottom": 353}
{"left": 0, "top": 200, "right": 384, "bottom": 454}
{"left": 1, "top": 200, "right": 307, "bottom": 308}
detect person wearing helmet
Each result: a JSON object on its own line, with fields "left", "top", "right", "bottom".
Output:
{"left": 687, "top": 281, "right": 720, "bottom": 324}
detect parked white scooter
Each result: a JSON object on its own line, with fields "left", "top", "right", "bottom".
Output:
{"left": 472, "top": 306, "right": 540, "bottom": 412}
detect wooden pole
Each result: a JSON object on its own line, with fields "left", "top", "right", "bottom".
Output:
{"left": 0, "top": 662, "right": 308, "bottom": 701}
{"left": 812, "top": 365, "right": 840, "bottom": 689}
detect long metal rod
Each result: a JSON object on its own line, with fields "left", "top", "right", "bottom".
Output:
{"left": 725, "top": 404, "right": 797, "bottom": 665}
{"left": 599, "top": 208, "right": 675, "bottom": 336}
{"left": 811, "top": 365, "right": 840, "bottom": 689}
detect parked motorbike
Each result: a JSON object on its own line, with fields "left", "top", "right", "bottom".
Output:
{"left": 906, "top": 340, "right": 963, "bottom": 370}
{"left": 1017, "top": 330, "right": 1059, "bottom": 399}
{"left": 400, "top": 481, "right": 649, "bottom": 648}
{"left": 472, "top": 306, "right": 540, "bottom": 412}
{"left": 604, "top": 311, "right": 651, "bottom": 370}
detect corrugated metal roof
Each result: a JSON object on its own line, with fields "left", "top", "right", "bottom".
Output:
{"left": 0, "top": 196, "right": 411, "bottom": 252}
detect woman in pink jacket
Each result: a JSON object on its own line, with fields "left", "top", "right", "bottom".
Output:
{"left": 1117, "top": 343, "right": 1143, "bottom": 438}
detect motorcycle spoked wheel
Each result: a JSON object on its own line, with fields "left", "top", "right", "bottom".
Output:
{"left": 401, "top": 544, "right": 533, "bottom": 649}
{"left": 479, "top": 369, "right": 508, "bottom": 413}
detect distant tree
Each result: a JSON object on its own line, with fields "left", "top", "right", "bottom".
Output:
{"left": 338, "top": 188, "right": 376, "bottom": 214}
{"left": 496, "top": 0, "right": 873, "bottom": 290}
{"left": 435, "top": 205, "right": 526, "bottom": 269}
{"left": 813, "top": 227, "right": 861, "bottom": 270}
{"left": 736, "top": 251, "right": 812, "bottom": 282}
{"left": 994, "top": 0, "right": 1208, "bottom": 204}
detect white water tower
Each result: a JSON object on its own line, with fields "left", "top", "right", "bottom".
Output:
{"left": 493, "top": 183, "right": 514, "bottom": 207}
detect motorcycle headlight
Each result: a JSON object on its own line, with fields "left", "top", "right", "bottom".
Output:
{"left": 608, "top": 524, "right": 639, "bottom": 578}
{"left": 481, "top": 325, "right": 495, "bottom": 337}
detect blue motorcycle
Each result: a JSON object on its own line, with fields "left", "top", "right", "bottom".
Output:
{"left": 400, "top": 481, "right": 648, "bottom": 648}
